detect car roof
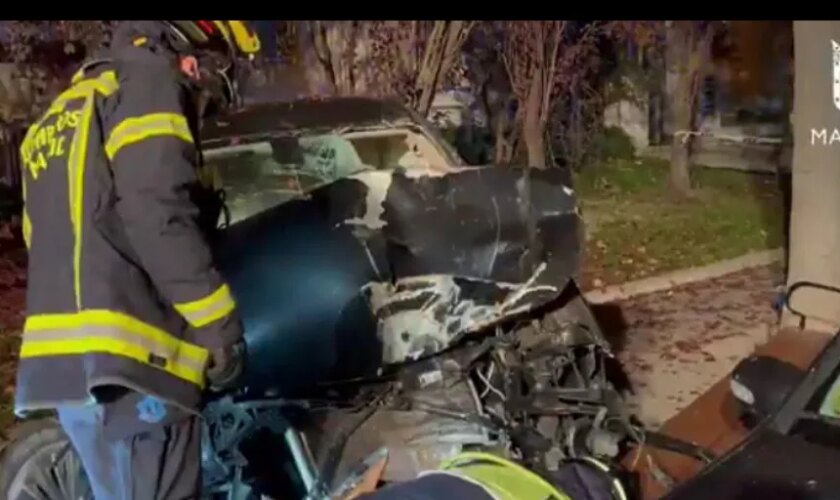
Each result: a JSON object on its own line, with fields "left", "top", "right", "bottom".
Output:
{"left": 201, "top": 96, "right": 419, "bottom": 143}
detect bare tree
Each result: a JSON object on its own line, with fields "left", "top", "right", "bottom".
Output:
{"left": 366, "top": 21, "right": 474, "bottom": 116}
{"left": 305, "top": 21, "right": 364, "bottom": 96}
{"left": 292, "top": 20, "right": 474, "bottom": 117}
{"left": 665, "top": 21, "right": 716, "bottom": 197}
{"left": 500, "top": 21, "right": 600, "bottom": 168}
{"left": 2, "top": 21, "right": 111, "bottom": 64}
{"left": 412, "top": 21, "right": 473, "bottom": 116}
{"left": 0, "top": 21, "right": 112, "bottom": 120}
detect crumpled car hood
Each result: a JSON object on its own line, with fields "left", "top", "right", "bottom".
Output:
{"left": 217, "top": 165, "right": 582, "bottom": 394}
{"left": 352, "top": 166, "right": 582, "bottom": 362}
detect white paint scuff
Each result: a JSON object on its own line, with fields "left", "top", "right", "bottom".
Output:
{"left": 342, "top": 171, "right": 393, "bottom": 231}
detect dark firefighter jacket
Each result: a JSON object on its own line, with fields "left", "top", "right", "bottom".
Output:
{"left": 14, "top": 22, "right": 243, "bottom": 417}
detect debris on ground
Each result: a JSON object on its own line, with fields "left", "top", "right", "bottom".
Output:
{"left": 615, "top": 263, "right": 783, "bottom": 427}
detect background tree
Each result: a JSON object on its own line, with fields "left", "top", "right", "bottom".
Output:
{"left": 551, "top": 21, "right": 664, "bottom": 171}
{"left": 459, "top": 21, "right": 660, "bottom": 168}
{"left": 460, "top": 24, "right": 516, "bottom": 164}
{"left": 499, "top": 21, "right": 601, "bottom": 168}
{"left": 0, "top": 21, "right": 111, "bottom": 120}
{"left": 301, "top": 21, "right": 365, "bottom": 95}
{"left": 665, "top": 20, "right": 716, "bottom": 197}
{"left": 602, "top": 20, "right": 666, "bottom": 142}
{"left": 502, "top": 20, "right": 565, "bottom": 168}
{"left": 367, "top": 21, "right": 474, "bottom": 116}
{"left": 289, "top": 20, "right": 474, "bottom": 116}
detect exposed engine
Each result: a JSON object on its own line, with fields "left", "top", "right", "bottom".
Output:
{"left": 273, "top": 284, "right": 635, "bottom": 494}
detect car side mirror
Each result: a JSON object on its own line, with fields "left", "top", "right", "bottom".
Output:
{"left": 730, "top": 355, "right": 805, "bottom": 426}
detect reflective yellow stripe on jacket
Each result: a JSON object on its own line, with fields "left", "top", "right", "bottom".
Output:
{"left": 21, "top": 178, "right": 31, "bottom": 248}
{"left": 19, "top": 70, "right": 120, "bottom": 309}
{"left": 20, "top": 310, "right": 209, "bottom": 387}
{"left": 174, "top": 284, "right": 237, "bottom": 328}
{"left": 437, "top": 452, "right": 571, "bottom": 500}
{"left": 436, "top": 452, "right": 628, "bottom": 500}
{"left": 105, "top": 112, "right": 193, "bottom": 160}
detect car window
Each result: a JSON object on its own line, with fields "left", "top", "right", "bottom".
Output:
{"left": 341, "top": 128, "right": 449, "bottom": 170}
{"left": 205, "top": 128, "right": 452, "bottom": 224}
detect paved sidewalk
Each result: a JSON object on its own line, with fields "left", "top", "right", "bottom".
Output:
{"left": 607, "top": 263, "right": 784, "bottom": 427}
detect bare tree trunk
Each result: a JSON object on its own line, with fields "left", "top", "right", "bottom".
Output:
{"left": 667, "top": 22, "right": 695, "bottom": 196}
{"left": 666, "top": 21, "right": 712, "bottom": 197}
{"left": 414, "top": 22, "right": 448, "bottom": 114}
{"left": 330, "top": 22, "right": 360, "bottom": 95}
{"left": 668, "top": 82, "right": 693, "bottom": 195}
{"left": 782, "top": 21, "right": 840, "bottom": 332}
{"left": 414, "top": 21, "right": 473, "bottom": 117}
{"left": 304, "top": 21, "right": 362, "bottom": 96}
{"left": 522, "top": 74, "right": 548, "bottom": 167}
{"left": 308, "top": 21, "right": 338, "bottom": 94}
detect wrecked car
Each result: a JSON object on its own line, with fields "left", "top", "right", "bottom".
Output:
{"left": 1, "top": 97, "right": 672, "bottom": 499}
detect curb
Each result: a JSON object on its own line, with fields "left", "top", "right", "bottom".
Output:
{"left": 583, "top": 248, "right": 784, "bottom": 305}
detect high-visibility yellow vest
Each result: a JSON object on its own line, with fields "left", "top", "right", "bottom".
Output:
{"left": 432, "top": 452, "right": 629, "bottom": 500}
{"left": 433, "top": 452, "right": 571, "bottom": 500}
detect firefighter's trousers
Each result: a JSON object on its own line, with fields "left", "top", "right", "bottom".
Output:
{"left": 57, "top": 402, "right": 201, "bottom": 499}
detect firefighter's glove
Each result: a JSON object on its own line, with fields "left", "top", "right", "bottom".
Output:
{"left": 206, "top": 339, "right": 246, "bottom": 392}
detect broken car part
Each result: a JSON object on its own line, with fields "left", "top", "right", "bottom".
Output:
{"left": 730, "top": 355, "right": 805, "bottom": 426}
{"left": 662, "top": 281, "right": 840, "bottom": 498}
{"left": 1, "top": 97, "right": 646, "bottom": 499}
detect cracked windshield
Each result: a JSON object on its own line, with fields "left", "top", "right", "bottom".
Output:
{"left": 205, "top": 128, "right": 446, "bottom": 223}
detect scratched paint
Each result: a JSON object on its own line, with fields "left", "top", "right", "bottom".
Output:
{"left": 341, "top": 171, "right": 393, "bottom": 232}
{"left": 365, "top": 263, "right": 560, "bottom": 364}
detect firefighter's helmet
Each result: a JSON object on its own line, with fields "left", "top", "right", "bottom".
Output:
{"left": 164, "top": 21, "right": 261, "bottom": 60}
{"left": 164, "top": 21, "right": 262, "bottom": 108}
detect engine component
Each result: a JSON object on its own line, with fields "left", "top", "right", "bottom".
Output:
{"left": 462, "top": 287, "right": 636, "bottom": 473}
{"left": 328, "top": 357, "right": 501, "bottom": 484}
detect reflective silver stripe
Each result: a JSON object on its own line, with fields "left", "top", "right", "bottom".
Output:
{"left": 105, "top": 112, "right": 193, "bottom": 160}
{"left": 179, "top": 296, "right": 234, "bottom": 327}
{"left": 174, "top": 284, "right": 237, "bottom": 328}
{"left": 22, "top": 326, "right": 206, "bottom": 373}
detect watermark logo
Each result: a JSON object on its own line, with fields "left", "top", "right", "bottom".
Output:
{"left": 833, "top": 40, "right": 840, "bottom": 111}
{"left": 810, "top": 40, "right": 840, "bottom": 145}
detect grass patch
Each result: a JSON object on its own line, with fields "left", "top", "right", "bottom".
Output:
{"left": 575, "top": 157, "right": 784, "bottom": 287}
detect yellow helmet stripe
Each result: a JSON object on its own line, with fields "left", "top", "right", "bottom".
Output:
{"left": 224, "top": 21, "right": 261, "bottom": 54}
{"left": 212, "top": 21, "right": 233, "bottom": 45}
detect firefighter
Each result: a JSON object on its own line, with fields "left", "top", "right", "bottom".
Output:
{"left": 362, "top": 451, "right": 629, "bottom": 500}
{"left": 13, "top": 21, "right": 261, "bottom": 499}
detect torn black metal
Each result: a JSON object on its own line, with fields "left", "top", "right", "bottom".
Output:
{"left": 216, "top": 164, "right": 582, "bottom": 394}
{"left": 362, "top": 166, "right": 582, "bottom": 364}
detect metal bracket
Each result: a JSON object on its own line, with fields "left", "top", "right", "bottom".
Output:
{"left": 641, "top": 430, "right": 716, "bottom": 465}
{"left": 785, "top": 281, "right": 840, "bottom": 329}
